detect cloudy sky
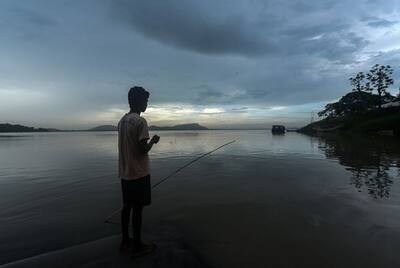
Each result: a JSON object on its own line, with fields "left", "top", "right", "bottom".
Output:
{"left": 1, "top": 0, "right": 399, "bottom": 129}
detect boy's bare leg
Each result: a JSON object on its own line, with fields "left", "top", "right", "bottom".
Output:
{"left": 120, "top": 204, "right": 132, "bottom": 251}
{"left": 132, "top": 205, "right": 143, "bottom": 247}
{"left": 131, "top": 204, "right": 156, "bottom": 257}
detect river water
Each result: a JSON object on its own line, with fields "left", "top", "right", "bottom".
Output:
{"left": 1, "top": 130, "right": 400, "bottom": 267}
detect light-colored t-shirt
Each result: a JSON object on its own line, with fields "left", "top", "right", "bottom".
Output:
{"left": 118, "top": 113, "right": 150, "bottom": 180}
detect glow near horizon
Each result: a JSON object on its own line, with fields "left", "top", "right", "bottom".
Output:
{"left": 85, "top": 103, "right": 325, "bottom": 130}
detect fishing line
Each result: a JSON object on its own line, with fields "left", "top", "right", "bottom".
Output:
{"left": 104, "top": 140, "right": 236, "bottom": 224}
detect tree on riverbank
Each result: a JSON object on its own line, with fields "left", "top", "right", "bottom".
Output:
{"left": 318, "top": 91, "right": 380, "bottom": 117}
{"left": 367, "top": 64, "right": 394, "bottom": 108}
{"left": 319, "top": 64, "right": 396, "bottom": 118}
{"left": 349, "top": 72, "right": 368, "bottom": 93}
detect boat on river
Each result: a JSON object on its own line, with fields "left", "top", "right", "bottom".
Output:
{"left": 271, "top": 125, "right": 285, "bottom": 134}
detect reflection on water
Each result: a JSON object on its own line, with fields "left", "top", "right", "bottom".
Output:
{"left": 1, "top": 131, "right": 400, "bottom": 266}
{"left": 318, "top": 135, "right": 400, "bottom": 198}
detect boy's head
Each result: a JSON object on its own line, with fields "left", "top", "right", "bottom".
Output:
{"left": 128, "top": 86, "right": 150, "bottom": 112}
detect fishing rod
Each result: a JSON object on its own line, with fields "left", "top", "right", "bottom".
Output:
{"left": 104, "top": 140, "right": 236, "bottom": 224}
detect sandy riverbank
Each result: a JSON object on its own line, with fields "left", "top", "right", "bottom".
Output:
{"left": 4, "top": 193, "right": 400, "bottom": 268}
{"left": 0, "top": 225, "right": 206, "bottom": 268}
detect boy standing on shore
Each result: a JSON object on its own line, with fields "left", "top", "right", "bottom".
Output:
{"left": 118, "top": 86, "right": 160, "bottom": 256}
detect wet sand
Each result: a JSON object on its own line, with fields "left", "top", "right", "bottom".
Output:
{"left": 1, "top": 227, "right": 206, "bottom": 268}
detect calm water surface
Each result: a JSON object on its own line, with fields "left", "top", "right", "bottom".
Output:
{"left": 1, "top": 130, "right": 400, "bottom": 266}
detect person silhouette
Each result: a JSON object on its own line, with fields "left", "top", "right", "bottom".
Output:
{"left": 117, "top": 86, "right": 160, "bottom": 257}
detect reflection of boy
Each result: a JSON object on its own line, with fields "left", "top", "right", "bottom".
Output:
{"left": 118, "top": 86, "right": 160, "bottom": 256}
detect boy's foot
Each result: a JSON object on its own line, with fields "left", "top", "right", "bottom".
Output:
{"left": 119, "top": 238, "right": 131, "bottom": 253}
{"left": 131, "top": 241, "right": 156, "bottom": 258}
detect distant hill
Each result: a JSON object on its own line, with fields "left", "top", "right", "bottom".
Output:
{"left": 87, "top": 123, "right": 208, "bottom": 131}
{"left": 0, "top": 123, "right": 59, "bottom": 133}
{"left": 1, "top": 123, "right": 208, "bottom": 133}
{"left": 149, "top": 123, "right": 208, "bottom": 131}
{"left": 87, "top": 125, "right": 117, "bottom": 131}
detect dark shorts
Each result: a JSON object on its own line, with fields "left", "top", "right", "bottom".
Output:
{"left": 121, "top": 175, "right": 151, "bottom": 206}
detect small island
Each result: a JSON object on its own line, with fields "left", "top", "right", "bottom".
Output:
{"left": 0, "top": 123, "right": 59, "bottom": 133}
{"left": 149, "top": 123, "right": 208, "bottom": 131}
{"left": 87, "top": 123, "right": 208, "bottom": 131}
{"left": 87, "top": 125, "right": 118, "bottom": 131}
{"left": 1, "top": 123, "right": 209, "bottom": 133}
{"left": 299, "top": 64, "right": 400, "bottom": 136}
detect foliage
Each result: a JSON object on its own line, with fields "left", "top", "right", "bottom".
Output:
{"left": 318, "top": 91, "right": 380, "bottom": 117}
{"left": 301, "top": 106, "right": 400, "bottom": 135}
{"left": 349, "top": 72, "right": 369, "bottom": 92}
{"left": 366, "top": 64, "right": 394, "bottom": 108}
{"left": 319, "top": 64, "right": 396, "bottom": 118}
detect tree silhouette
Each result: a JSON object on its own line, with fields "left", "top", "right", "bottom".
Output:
{"left": 349, "top": 72, "right": 369, "bottom": 92}
{"left": 318, "top": 64, "right": 396, "bottom": 118}
{"left": 318, "top": 91, "right": 380, "bottom": 118}
{"left": 367, "top": 64, "right": 394, "bottom": 108}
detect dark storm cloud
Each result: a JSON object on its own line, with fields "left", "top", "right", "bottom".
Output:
{"left": 302, "top": 32, "right": 369, "bottom": 62}
{"left": 14, "top": 7, "right": 57, "bottom": 27}
{"left": 368, "top": 19, "right": 398, "bottom": 28}
{"left": 112, "top": 0, "right": 273, "bottom": 56}
{"left": 191, "top": 85, "right": 248, "bottom": 105}
{"left": 362, "top": 16, "right": 398, "bottom": 28}
{"left": 111, "top": 0, "right": 372, "bottom": 62}
{"left": 1, "top": 4, "right": 58, "bottom": 41}
{"left": 194, "top": 86, "right": 224, "bottom": 103}
{"left": 279, "top": 21, "right": 369, "bottom": 62}
{"left": 282, "top": 22, "right": 349, "bottom": 39}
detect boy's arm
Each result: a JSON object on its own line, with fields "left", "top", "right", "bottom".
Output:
{"left": 137, "top": 118, "right": 160, "bottom": 154}
{"left": 139, "top": 138, "right": 154, "bottom": 154}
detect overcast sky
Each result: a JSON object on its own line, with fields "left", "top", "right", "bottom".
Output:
{"left": 1, "top": 0, "right": 399, "bottom": 129}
